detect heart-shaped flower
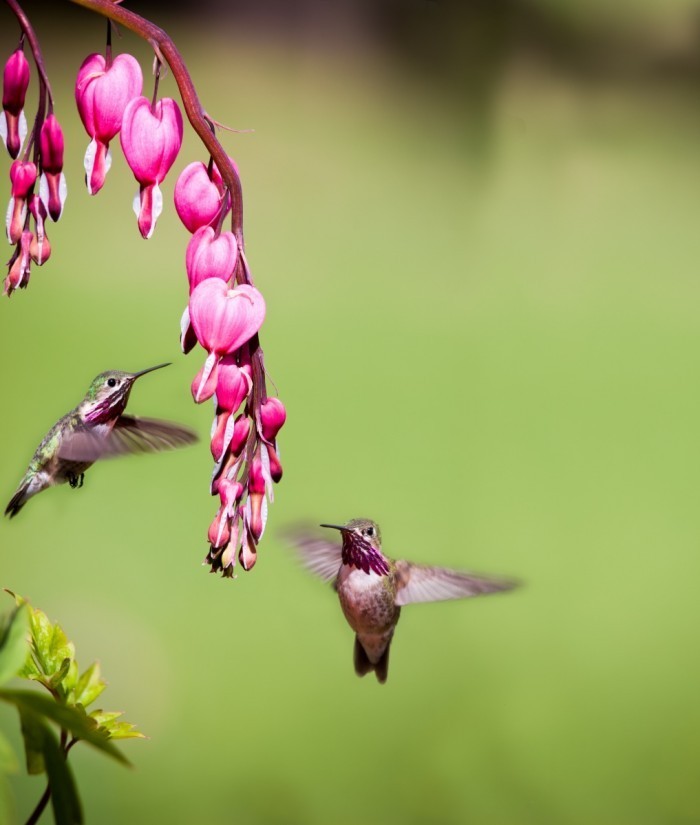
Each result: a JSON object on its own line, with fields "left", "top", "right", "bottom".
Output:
{"left": 75, "top": 53, "right": 143, "bottom": 194}
{"left": 185, "top": 226, "right": 238, "bottom": 293}
{"left": 174, "top": 159, "right": 236, "bottom": 233}
{"left": 188, "top": 280, "right": 265, "bottom": 402}
{"left": 189, "top": 280, "right": 265, "bottom": 356}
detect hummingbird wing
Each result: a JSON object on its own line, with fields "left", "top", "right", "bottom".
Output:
{"left": 58, "top": 416, "right": 198, "bottom": 462}
{"left": 283, "top": 529, "right": 343, "bottom": 583}
{"left": 394, "top": 561, "right": 518, "bottom": 606}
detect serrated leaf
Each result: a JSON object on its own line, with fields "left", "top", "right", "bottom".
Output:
{"left": 69, "top": 662, "right": 106, "bottom": 709}
{"left": 18, "top": 705, "right": 45, "bottom": 775}
{"left": 29, "top": 608, "right": 76, "bottom": 686}
{"left": 0, "top": 690, "right": 130, "bottom": 766}
{"left": 24, "top": 710, "right": 83, "bottom": 825}
{"left": 88, "top": 710, "right": 122, "bottom": 728}
{"left": 0, "top": 604, "right": 29, "bottom": 685}
{"left": 104, "top": 722, "right": 145, "bottom": 741}
{"left": 0, "top": 730, "right": 18, "bottom": 773}
{"left": 89, "top": 709, "right": 145, "bottom": 740}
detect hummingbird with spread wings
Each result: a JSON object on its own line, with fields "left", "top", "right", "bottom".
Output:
{"left": 287, "top": 518, "right": 518, "bottom": 684}
{"left": 5, "top": 362, "right": 198, "bottom": 518}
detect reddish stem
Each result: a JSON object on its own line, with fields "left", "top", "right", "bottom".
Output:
{"left": 4, "top": 0, "right": 54, "bottom": 106}
{"left": 68, "top": 0, "right": 245, "bottom": 251}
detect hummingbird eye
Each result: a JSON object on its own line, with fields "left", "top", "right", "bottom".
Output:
{"left": 107, "top": 378, "right": 117, "bottom": 387}
{"left": 365, "top": 527, "right": 374, "bottom": 537}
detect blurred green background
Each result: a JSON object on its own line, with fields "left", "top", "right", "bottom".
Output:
{"left": 3, "top": 1, "right": 700, "bottom": 823}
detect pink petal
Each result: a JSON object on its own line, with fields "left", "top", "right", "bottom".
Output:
{"left": 185, "top": 226, "right": 238, "bottom": 292}
{"left": 120, "top": 96, "right": 183, "bottom": 186}
{"left": 188, "top": 279, "right": 266, "bottom": 356}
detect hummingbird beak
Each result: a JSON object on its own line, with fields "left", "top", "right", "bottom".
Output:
{"left": 130, "top": 362, "right": 172, "bottom": 381}
{"left": 320, "top": 523, "right": 348, "bottom": 532}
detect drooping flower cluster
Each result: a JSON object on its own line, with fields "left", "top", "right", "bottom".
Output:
{"left": 2, "top": 42, "right": 65, "bottom": 295}
{"left": 75, "top": 51, "right": 183, "bottom": 239}
{"left": 2, "top": 2, "right": 284, "bottom": 577}
{"left": 175, "top": 160, "right": 285, "bottom": 575}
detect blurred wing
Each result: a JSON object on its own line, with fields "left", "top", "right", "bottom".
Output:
{"left": 395, "top": 560, "right": 518, "bottom": 606}
{"left": 59, "top": 416, "right": 198, "bottom": 462}
{"left": 283, "top": 528, "right": 343, "bottom": 584}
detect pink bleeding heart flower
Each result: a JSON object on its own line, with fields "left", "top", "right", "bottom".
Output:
{"left": 120, "top": 95, "right": 183, "bottom": 239}
{"left": 186, "top": 226, "right": 238, "bottom": 293}
{"left": 266, "top": 444, "right": 283, "bottom": 483}
{"left": 246, "top": 448, "right": 267, "bottom": 541}
{"left": 6, "top": 160, "right": 37, "bottom": 244}
{"left": 39, "top": 114, "right": 67, "bottom": 221}
{"left": 239, "top": 529, "right": 257, "bottom": 571}
{"left": 174, "top": 159, "right": 236, "bottom": 233}
{"left": 1, "top": 49, "right": 30, "bottom": 159}
{"left": 75, "top": 53, "right": 143, "bottom": 195}
{"left": 216, "top": 358, "right": 251, "bottom": 412}
{"left": 192, "top": 341, "right": 250, "bottom": 405}
{"left": 208, "top": 363, "right": 252, "bottom": 456}
{"left": 188, "top": 279, "right": 265, "bottom": 399}
{"left": 28, "top": 195, "right": 50, "bottom": 265}
{"left": 260, "top": 397, "right": 286, "bottom": 442}
{"left": 208, "top": 478, "right": 244, "bottom": 549}
{"left": 4, "top": 229, "right": 33, "bottom": 295}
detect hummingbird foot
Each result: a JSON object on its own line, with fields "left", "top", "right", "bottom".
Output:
{"left": 67, "top": 472, "right": 85, "bottom": 489}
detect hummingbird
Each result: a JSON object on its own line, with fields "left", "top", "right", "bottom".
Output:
{"left": 287, "top": 518, "right": 518, "bottom": 684}
{"left": 4, "top": 362, "right": 198, "bottom": 518}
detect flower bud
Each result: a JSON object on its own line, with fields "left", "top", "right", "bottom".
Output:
{"left": 239, "top": 529, "right": 257, "bottom": 570}
{"left": 1, "top": 49, "right": 30, "bottom": 159}
{"left": 230, "top": 415, "right": 251, "bottom": 457}
{"left": 208, "top": 508, "right": 231, "bottom": 549}
{"left": 4, "top": 230, "right": 32, "bottom": 295}
{"left": 216, "top": 357, "right": 251, "bottom": 413}
{"left": 266, "top": 444, "right": 283, "bottom": 483}
{"left": 6, "top": 160, "right": 36, "bottom": 244}
{"left": 39, "top": 114, "right": 67, "bottom": 221}
{"left": 191, "top": 358, "right": 220, "bottom": 404}
{"left": 260, "top": 397, "right": 286, "bottom": 442}
{"left": 174, "top": 160, "right": 235, "bottom": 233}
{"left": 28, "top": 195, "right": 50, "bottom": 265}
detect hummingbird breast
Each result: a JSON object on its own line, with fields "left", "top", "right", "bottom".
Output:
{"left": 336, "top": 566, "right": 400, "bottom": 663}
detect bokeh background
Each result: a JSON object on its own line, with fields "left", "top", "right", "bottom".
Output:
{"left": 2, "top": 1, "right": 700, "bottom": 822}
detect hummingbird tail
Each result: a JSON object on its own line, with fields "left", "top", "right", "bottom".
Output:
{"left": 353, "top": 636, "right": 390, "bottom": 685}
{"left": 4, "top": 484, "right": 29, "bottom": 518}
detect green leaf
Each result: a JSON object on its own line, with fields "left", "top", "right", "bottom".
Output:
{"left": 48, "top": 658, "right": 72, "bottom": 690}
{"left": 0, "top": 730, "right": 18, "bottom": 773}
{"left": 89, "top": 711, "right": 145, "bottom": 741}
{"left": 0, "top": 690, "right": 130, "bottom": 766}
{"left": 27, "top": 607, "right": 76, "bottom": 689}
{"left": 0, "top": 604, "right": 29, "bottom": 685}
{"left": 102, "top": 721, "right": 145, "bottom": 741}
{"left": 25, "top": 710, "right": 83, "bottom": 825}
{"left": 18, "top": 705, "right": 46, "bottom": 775}
{"left": 69, "top": 662, "right": 106, "bottom": 709}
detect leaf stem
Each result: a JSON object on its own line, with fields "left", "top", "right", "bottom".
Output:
{"left": 24, "top": 782, "right": 51, "bottom": 825}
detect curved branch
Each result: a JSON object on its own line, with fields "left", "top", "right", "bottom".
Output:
{"left": 68, "top": 0, "right": 245, "bottom": 250}
{"left": 4, "top": 0, "right": 54, "bottom": 108}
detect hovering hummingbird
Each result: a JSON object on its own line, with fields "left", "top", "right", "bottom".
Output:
{"left": 287, "top": 518, "right": 518, "bottom": 684}
{"left": 4, "top": 363, "right": 198, "bottom": 518}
